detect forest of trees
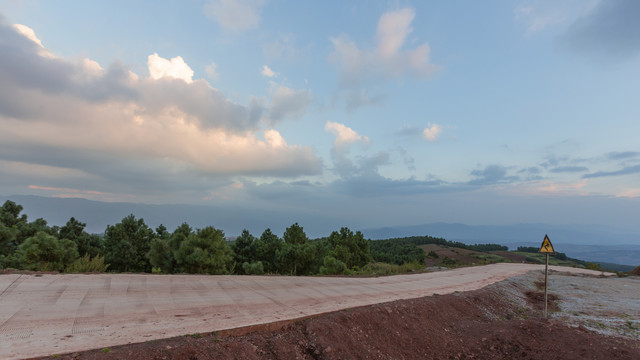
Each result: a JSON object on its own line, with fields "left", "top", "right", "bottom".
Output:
{"left": 0, "top": 200, "right": 390, "bottom": 275}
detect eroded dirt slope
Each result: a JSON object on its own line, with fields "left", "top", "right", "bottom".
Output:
{"left": 42, "top": 274, "right": 640, "bottom": 360}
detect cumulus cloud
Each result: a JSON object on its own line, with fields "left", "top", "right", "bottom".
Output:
{"left": 325, "top": 121, "right": 370, "bottom": 150}
{"left": 325, "top": 122, "right": 372, "bottom": 178}
{"left": 329, "top": 8, "right": 438, "bottom": 87}
{"left": 204, "top": 0, "right": 265, "bottom": 31}
{"left": 423, "top": 123, "right": 443, "bottom": 142}
{"left": 0, "top": 21, "right": 322, "bottom": 201}
{"left": 267, "top": 85, "right": 312, "bottom": 123}
{"left": 147, "top": 53, "right": 194, "bottom": 83}
{"left": 12, "top": 23, "right": 56, "bottom": 59}
{"left": 376, "top": 9, "right": 415, "bottom": 59}
{"left": 205, "top": 62, "right": 218, "bottom": 80}
{"left": 261, "top": 65, "right": 276, "bottom": 77}
{"left": 328, "top": 8, "right": 438, "bottom": 110}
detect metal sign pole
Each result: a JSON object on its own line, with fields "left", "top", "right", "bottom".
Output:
{"left": 544, "top": 253, "right": 548, "bottom": 319}
{"left": 538, "top": 234, "right": 554, "bottom": 319}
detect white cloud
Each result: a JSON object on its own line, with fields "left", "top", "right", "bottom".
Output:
{"left": 204, "top": 0, "right": 265, "bottom": 31}
{"left": 205, "top": 62, "right": 218, "bottom": 80}
{"left": 13, "top": 23, "right": 43, "bottom": 47}
{"left": 267, "top": 85, "right": 312, "bottom": 123}
{"left": 376, "top": 8, "right": 415, "bottom": 60}
{"left": 325, "top": 121, "right": 370, "bottom": 149}
{"left": 147, "top": 53, "right": 194, "bottom": 83}
{"left": 325, "top": 121, "right": 371, "bottom": 178}
{"left": 328, "top": 8, "right": 438, "bottom": 110}
{"left": 329, "top": 35, "right": 366, "bottom": 87}
{"left": 261, "top": 65, "right": 276, "bottom": 77}
{"left": 329, "top": 8, "right": 438, "bottom": 85}
{"left": 0, "top": 22, "right": 322, "bottom": 190}
{"left": 12, "top": 23, "right": 55, "bottom": 58}
{"left": 423, "top": 123, "right": 442, "bottom": 142}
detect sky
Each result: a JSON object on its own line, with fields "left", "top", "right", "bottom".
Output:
{"left": 1, "top": 0, "right": 639, "bottom": 234}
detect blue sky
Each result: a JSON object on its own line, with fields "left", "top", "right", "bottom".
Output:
{"left": 1, "top": 0, "right": 639, "bottom": 233}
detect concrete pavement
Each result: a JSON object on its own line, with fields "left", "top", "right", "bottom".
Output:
{"left": 0, "top": 263, "right": 605, "bottom": 359}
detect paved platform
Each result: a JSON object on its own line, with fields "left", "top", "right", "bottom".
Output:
{"left": 0, "top": 263, "right": 605, "bottom": 359}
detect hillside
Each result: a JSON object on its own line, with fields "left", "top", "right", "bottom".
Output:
{"left": 363, "top": 222, "right": 640, "bottom": 266}
{"left": 419, "top": 244, "right": 590, "bottom": 269}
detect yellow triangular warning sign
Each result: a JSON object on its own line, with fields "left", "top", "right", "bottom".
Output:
{"left": 538, "top": 234, "right": 555, "bottom": 254}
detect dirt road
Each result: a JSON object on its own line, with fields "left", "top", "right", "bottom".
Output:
{"left": 0, "top": 263, "right": 605, "bottom": 359}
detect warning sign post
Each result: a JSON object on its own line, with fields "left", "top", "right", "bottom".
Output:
{"left": 538, "top": 234, "right": 555, "bottom": 318}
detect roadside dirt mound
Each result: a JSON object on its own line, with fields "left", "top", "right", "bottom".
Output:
{"left": 43, "top": 277, "right": 640, "bottom": 360}
{"left": 630, "top": 265, "right": 640, "bottom": 275}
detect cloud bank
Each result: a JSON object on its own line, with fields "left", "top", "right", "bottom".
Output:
{"left": 0, "top": 21, "right": 322, "bottom": 202}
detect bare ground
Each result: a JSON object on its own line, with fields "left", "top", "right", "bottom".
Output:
{"left": 39, "top": 272, "right": 640, "bottom": 360}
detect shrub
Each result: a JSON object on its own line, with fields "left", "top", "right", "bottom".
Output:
{"left": 439, "top": 256, "right": 458, "bottom": 267}
{"left": 19, "top": 231, "right": 79, "bottom": 272}
{"left": 66, "top": 254, "right": 110, "bottom": 273}
{"left": 242, "top": 261, "right": 265, "bottom": 275}
{"left": 525, "top": 256, "right": 542, "bottom": 264}
{"left": 320, "top": 256, "right": 349, "bottom": 275}
{"left": 586, "top": 262, "right": 603, "bottom": 271}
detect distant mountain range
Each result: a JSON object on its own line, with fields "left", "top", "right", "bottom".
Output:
{"left": 3, "top": 194, "right": 639, "bottom": 267}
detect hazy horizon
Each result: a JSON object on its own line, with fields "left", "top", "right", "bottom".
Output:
{"left": 4, "top": 194, "right": 640, "bottom": 239}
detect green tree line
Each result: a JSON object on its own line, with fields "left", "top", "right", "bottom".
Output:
{"left": 0, "top": 200, "right": 385, "bottom": 275}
